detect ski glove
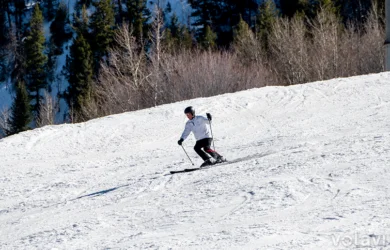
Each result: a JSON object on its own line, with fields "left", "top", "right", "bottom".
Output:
{"left": 206, "top": 113, "right": 212, "bottom": 121}
{"left": 178, "top": 138, "right": 184, "bottom": 145}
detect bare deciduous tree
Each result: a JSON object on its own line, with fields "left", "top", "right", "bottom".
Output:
{"left": 0, "top": 108, "right": 10, "bottom": 138}
{"left": 90, "top": 23, "right": 151, "bottom": 117}
{"left": 37, "top": 90, "right": 57, "bottom": 127}
{"left": 269, "top": 4, "right": 384, "bottom": 85}
{"left": 82, "top": 3, "right": 383, "bottom": 122}
{"left": 269, "top": 15, "right": 309, "bottom": 85}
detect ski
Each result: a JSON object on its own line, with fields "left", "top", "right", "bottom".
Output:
{"left": 169, "top": 160, "right": 228, "bottom": 174}
{"left": 169, "top": 151, "right": 274, "bottom": 175}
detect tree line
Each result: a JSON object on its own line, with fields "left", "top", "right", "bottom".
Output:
{"left": 0, "top": 0, "right": 386, "bottom": 137}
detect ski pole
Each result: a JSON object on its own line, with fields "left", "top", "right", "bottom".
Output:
{"left": 209, "top": 120, "right": 216, "bottom": 151}
{"left": 181, "top": 145, "right": 195, "bottom": 166}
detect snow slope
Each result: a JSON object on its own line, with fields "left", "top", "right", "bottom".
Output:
{"left": 1, "top": 73, "right": 390, "bottom": 249}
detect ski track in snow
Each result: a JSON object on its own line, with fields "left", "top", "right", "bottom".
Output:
{"left": 1, "top": 73, "right": 390, "bottom": 249}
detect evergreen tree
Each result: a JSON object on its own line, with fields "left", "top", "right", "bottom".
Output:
{"left": 80, "top": 0, "right": 93, "bottom": 7}
{"left": 64, "top": 32, "right": 93, "bottom": 122}
{"left": 302, "top": 0, "right": 338, "bottom": 20}
{"left": 126, "top": 0, "right": 151, "bottom": 42}
{"left": 43, "top": 0, "right": 55, "bottom": 20}
{"left": 115, "top": 0, "right": 125, "bottom": 24}
{"left": 90, "top": 0, "right": 115, "bottom": 71}
{"left": 316, "top": 0, "right": 338, "bottom": 15}
{"left": 74, "top": 4, "right": 90, "bottom": 37}
{"left": 169, "top": 13, "right": 180, "bottom": 37}
{"left": 7, "top": 82, "right": 32, "bottom": 135}
{"left": 233, "top": 15, "right": 257, "bottom": 64}
{"left": 163, "top": 13, "right": 180, "bottom": 51}
{"left": 50, "top": 2, "right": 72, "bottom": 52}
{"left": 0, "top": 2, "right": 8, "bottom": 81}
{"left": 24, "top": 4, "right": 48, "bottom": 117}
{"left": 310, "top": 0, "right": 340, "bottom": 27}
{"left": 199, "top": 25, "right": 217, "bottom": 50}
{"left": 279, "top": 0, "right": 308, "bottom": 18}
{"left": 190, "top": 0, "right": 259, "bottom": 46}
{"left": 163, "top": 28, "right": 174, "bottom": 52}
{"left": 224, "top": 0, "right": 259, "bottom": 26}
{"left": 256, "top": 0, "right": 278, "bottom": 52}
{"left": 14, "top": 0, "right": 25, "bottom": 34}
{"left": 180, "top": 27, "right": 193, "bottom": 50}
{"left": 334, "top": 0, "right": 372, "bottom": 24}
{"left": 166, "top": 2, "right": 172, "bottom": 14}
{"left": 0, "top": 3, "right": 8, "bottom": 46}
{"left": 233, "top": 16, "right": 253, "bottom": 44}
{"left": 190, "top": 0, "right": 218, "bottom": 40}
{"left": 11, "top": 36, "right": 27, "bottom": 87}
{"left": 163, "top": 14, "right": 193, "bottom": 52}
{"left": 0, "top": 0, "right": 11, "bottom": 26}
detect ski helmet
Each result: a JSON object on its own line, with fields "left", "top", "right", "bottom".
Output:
{"left": 184, "top": 106, "right": 195, "bottom": 116}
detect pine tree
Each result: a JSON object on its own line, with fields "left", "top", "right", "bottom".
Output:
{"left": 199, "top": 25, "right": 217, "bottom": 50}
{"left": 24, "top": 4, "right": 48, "bottom": 118}
{"left": 64, "top": 32, "right": 93, "bottom": 122}
{"left": 115, "top": 0, "right": 125, "bottom": 24}
{"left": 14, "top": 0, "right": 25, "bottom": 32}
{"left": 0, "top": 3, "right": 8, "bottom": 81}
{"left": 43, "top": 0, "right": 55, "bottom": 20}
{"left": 166, "top": 2, "right": 172, "bottom": 14}
{"left": 190, "top": 0, "right": 258, "bottom": 46}
{"left": 334, "top": 0, "right": 372, "bottom": 24}
{"left": 180, "top": 27, "right": 193, "bottom": 50}
{"left": 126, "top": 0, "right": 151, "bottom": 42}
{"left": 224, "top": 0, "right": 259, "bottom": 26}
{"left": 74, "top": 4, "right": 90, "bottom": 37}
{"left": 90, "top": 0, "right": 115, "bottom": 71}
{"left": 316, "top": 0, "right": 338, "bottom": 15}
{"left": 0, "top": 4, "right": 8, "bottom": 46}
{"left": 233, "top": 15, "right": 257, "bottom": 64}
{"left": 312, "top": 0, "right": 340, "bottom": 26}
{"left": 164, "top": 13, "right": 193, "bottom": 52}
{"left": 7, "top": 82, "right": 32, "bottom": 135}
{"left": 169, "top": 13, "right": 180, "bottom": 37}
{"left": 256, "top": 0, "right": 278, "bottom": 51}
{"left": 163, "top": 28, "right": 174, "bottom": 52}
{"left": 279, "top": 0, "right": 309, "bottom": 18}
{"left": 162, "top": 13, "right": 182, "bottom": 52}
{"left": 50, "top": 2, "right": 71, "bottom": 52}
{"left": 233, "top": 16, "right": 254, "bottom": 45}
{"left": 190, "top": 0, "right": 218, "bottom": 40}
{"left": 80, "top": 0, "right": 93, "bottom": 7}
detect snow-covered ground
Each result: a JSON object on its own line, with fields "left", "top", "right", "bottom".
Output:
{"left": 1, "top": 73, "right": 390, "bottom": 249}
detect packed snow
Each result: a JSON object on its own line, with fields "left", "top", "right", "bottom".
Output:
{"left": 1, "top": 73, "right": 390, "bottom": 249}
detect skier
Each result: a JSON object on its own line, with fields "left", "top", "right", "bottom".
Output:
{"left": 178, "top": 106, "right": 225, "bottom": 167}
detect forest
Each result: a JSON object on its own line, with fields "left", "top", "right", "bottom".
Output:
{"left": 0, "top": 0, "right": 386, "bottom": 136}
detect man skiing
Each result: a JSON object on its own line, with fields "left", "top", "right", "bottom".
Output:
{"left": 178, "top": 106, "right": 225, "bottom": 167}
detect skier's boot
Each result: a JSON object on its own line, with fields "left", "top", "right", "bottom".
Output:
{"left": 216, "top": 155, "right": 226, "bottom": 163}
{"left": 200, "top": 158, "right": 216, "bottom": 167}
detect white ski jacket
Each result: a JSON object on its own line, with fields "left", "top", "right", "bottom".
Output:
{"left": 180, "top": 115, "right": 212, "bottom": 141}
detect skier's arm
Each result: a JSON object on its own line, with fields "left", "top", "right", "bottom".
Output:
{"left": 200, "top": 115, "right": 211, "bottom": 124}
{"left": 200, "top": 115, "right": 209, "bottom": 122}
{"left": 180, "top": 121, "right": 193, "bottom": 141}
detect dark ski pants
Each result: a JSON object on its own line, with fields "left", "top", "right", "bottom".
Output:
{"left": 194, "top": 138, "right": 221, "bottom": 161}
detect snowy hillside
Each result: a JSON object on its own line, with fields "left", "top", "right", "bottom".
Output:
{"left": 1, "top": 73, "right": 390, "bottom": 249}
